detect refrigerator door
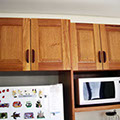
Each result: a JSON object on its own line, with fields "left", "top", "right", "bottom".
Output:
{"left": 0, "top": 84, "right": 64, "bottom": 120}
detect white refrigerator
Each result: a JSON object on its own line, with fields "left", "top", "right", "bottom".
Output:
{"left": 0, "top": 84, "right": 64, "bottom": 120}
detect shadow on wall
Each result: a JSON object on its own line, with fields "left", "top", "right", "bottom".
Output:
{"left": 0, "top": 75, "right": 58, "bottom": 86}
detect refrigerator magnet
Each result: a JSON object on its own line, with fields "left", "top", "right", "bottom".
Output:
{"left": 11, "top": 112, "right": 20, "bottom": 119}
{"left": 37, "top": 111, "right": 45, "bottom": 119}
{"left": 12, "top": 90, "right": 17, "bottom": 98}
{"left": 13, "top": 101, "right": 22, "bottom": 108}
{"left": 24, "top": 112, "right": 34, "bottom": 119}
{"left": 25, "top": 101, "right": 32, "bottom": 108}
{"left": 2, "top": 90, "right": 5, "bottom": 93}
{"left": 39, "top": 90, "right": 43, "bottom": 98}
{"left": 36, "top": 100, "right": 42, "bottom": 108}
{"left": 0, "top": 103, "right": 9, "bottom": 108}
{"left": 0, "top": 112, "right": 8, "bottom": 119}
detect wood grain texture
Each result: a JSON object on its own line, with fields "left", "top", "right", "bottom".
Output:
{"left": 31, "top": 19, "right": 71, "bottom": 70}
{"left": 93, "top": 24, "right": 103, "bottom": 70}
{"left": 38, "top": 19, "right": 61, "bottom": 26}
{"left": 100, "top": 24, "right": 120, "bottom": 70}
{"left": 31, "top": 19, "right": 39, "bottom": 70}
{"left": 70, "top": 23, "right": 78, "bottom": 70}
{"left": 70, "top": 23, "right": 102, "bottom": 70}
{"left": 0, "top": 18, "right": 30, "bottom": 71}
{"left": 61, "top": 20, "right": 71, "bottom": 70}
{"left": 0, "top": 18, "right": 23, "bottom": 26}
{"left": 39, "top": 26, "right": 62, "bottom": 62}
{"left": 23, "top": 18, "right": 31, "bottom": 71}
{"left": 75, "top": 104, "right": 120, "bottom": 112}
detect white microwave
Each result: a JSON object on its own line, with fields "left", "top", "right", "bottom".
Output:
{"left": 75, "top": 77, "right": 120, "bottom": 106}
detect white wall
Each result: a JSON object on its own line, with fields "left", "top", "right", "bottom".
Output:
{"left": 0, "top": 13, "right": 120, "bottom": 120}
{"left": 75, "top": 109, "right": 120, "bottom": 120}
{"left": 1, "top": 13, "right": 120, "bottom": 25}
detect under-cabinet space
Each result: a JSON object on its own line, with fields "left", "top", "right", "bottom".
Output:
{"left": 0, "top": 71, "right": 59, "bottom": 86}
{"left": 74, "top": 71, "right": 120, "bottom": 112}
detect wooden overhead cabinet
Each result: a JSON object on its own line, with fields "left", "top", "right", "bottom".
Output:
{"left": 0, "top": 18, "right": 30, "bottom": 71}
{"left": 100, "top": 24, "right": 120, "bottom": 70}
{"left": 1, "top": 18, "right": 120, "bottom": 71}
{"left": 71, "top": 23, "right": 120, "bottom": 71}
{"left": 70, "top": 23, "right": 102, "bottom": 70}
{"left": 31, "top": 19, "right": 71, "bottom": 70}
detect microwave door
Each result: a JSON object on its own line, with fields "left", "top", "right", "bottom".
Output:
{"left": 100, "top": 81, "right": 115, "bottom": 99}
{"left": 86, "top": 82, "right": 92, "bottom": 100}
{"left": 83, "top": 81, "right": 115, "bottom": 101}
{"left": 84, "top": 82, "right": 101, "bottom": 100}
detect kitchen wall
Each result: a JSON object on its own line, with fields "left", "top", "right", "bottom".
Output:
{"left": 75, "top": 109, "right": 120, "bottom": 120}
{"left": 1, "top": 13, "right": 120, "bottom": 24}
{"left": 0, "top": 72, "right": 58, "bottom": 86}
{"left": 0, "top": 13, "right": 120, "bottom": 120}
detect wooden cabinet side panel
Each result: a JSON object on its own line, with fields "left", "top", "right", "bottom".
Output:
{"left": 59, "top": 71, "right": 75, "bottom": 120}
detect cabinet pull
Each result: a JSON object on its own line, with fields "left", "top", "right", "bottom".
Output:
{"left": 103, "top": 51, "right": 106, "bottom": 63}
{"left": 32, "top": 49, "right": 35, "bottom": 63}
{"left": 98, "top": 51, "right": 102, "bottom": 63}
{"left": 26, "top": 49, "right": 29, "bottom": 63}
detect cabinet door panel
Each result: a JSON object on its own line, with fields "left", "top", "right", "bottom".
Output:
{"left": 71, "top": 23, "right": 102, "bottom": 70}
{"left": 100, "top": 24, "right": 120, "bottom": 70}
{"left": 31, "top": 19, "right": 71, "bottom": 70}
{"left": 39, "top": 26, "right": 62, "bottom": 62}
{"left": 0, "top": 18, "right": 30, "bottom": 71}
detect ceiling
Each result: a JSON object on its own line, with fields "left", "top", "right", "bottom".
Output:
{"left": 0, "top": 0, "right": 120, "bottom": 18}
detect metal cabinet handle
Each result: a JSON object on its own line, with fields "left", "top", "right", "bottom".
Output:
{"left": 26, "top": 49, "right": 29, "bottom": 63}
{"left": 98, "top": 51, "right": 102, "bottom": 63}
{"left": 103, "top": 51, "right": 106, "bottom": 63}
{"left": 32, "top": 49, "right": 35, "bottom": 63}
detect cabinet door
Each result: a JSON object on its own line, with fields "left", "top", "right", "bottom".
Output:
{"left": 0, "top": 18, "right": 30, "bottom": 71}
{"left": 71, "top": 23, "right": 102, "bottom": 70}
{"left": 100, "top": 24, "right": 120, "bottom": 70}
{"left": 31, "top": 19, "right": 71, "bottom": 70}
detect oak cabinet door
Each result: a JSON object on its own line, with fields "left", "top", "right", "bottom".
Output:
{"left": 71, "top": 23, "right": 102, "bottom": 70}
{"left": 31, "top": 19, "right": 71, "bottom": 70}
{"left": 0, "top": 18, "right": 30, "bottom": 71}
{"left": 100, "top": 24, "right": 120, "bottom": 70}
